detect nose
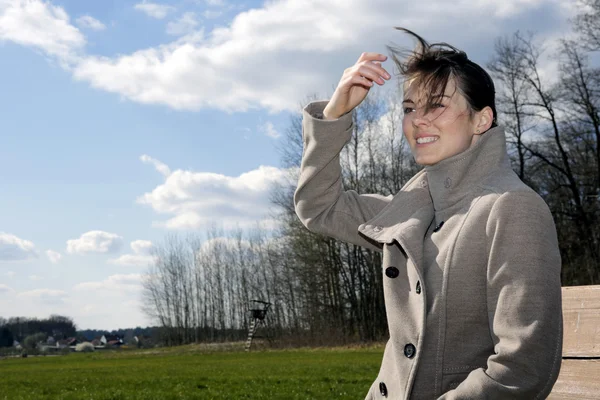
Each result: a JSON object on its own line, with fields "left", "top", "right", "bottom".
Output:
{"left": 412, "top": 109, "right": 431, "bottom": 128}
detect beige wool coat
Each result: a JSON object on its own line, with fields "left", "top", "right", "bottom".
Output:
{"left": 294, "top": 101, "right": 563, "bottom": 399}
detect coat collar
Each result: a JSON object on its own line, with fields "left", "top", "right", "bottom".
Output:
{"left": 424, "top": 125, "right": 510, "bottom": 212}
{"left": 358, "top": 126, "right": 509, "bottom": 268}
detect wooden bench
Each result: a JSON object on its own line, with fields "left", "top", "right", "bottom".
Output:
{"left": 548, "top": 285, "right": 600, "bottom": 399}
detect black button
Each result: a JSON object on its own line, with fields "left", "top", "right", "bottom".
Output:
{"left": 404, "top": 343, "right": 416, "bottom": 358}
{"left": 379, "top": 382, "right": 388, "bottom": 397}
{"left": 385, "top": 267, "right": 399, "bottom": 279}
{"left": 416, "top": 281, "right": 421, "bottom": 294}
{"left": 433, "top": 220, "right": 444, "bottom": 232}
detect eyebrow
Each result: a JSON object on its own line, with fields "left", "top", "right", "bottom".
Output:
{"left": 402, "top": 94, "right": 451, "bottom": 104}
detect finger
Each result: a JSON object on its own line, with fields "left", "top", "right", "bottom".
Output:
{"left": 356, "top": 66, "right": 386, "bottom": 85}
{"left": 362, "top": 61, "right": 391, "bottom": 80}
{"left": 357, "top": 52, "right": 388, "bottom": 63}
{"left": 351, "top": 74, "right": 374, "bottom": 88}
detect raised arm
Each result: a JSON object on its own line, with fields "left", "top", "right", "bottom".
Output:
{"left": 294, "top": 52, "right": 393, "bottom": 250}
{"left": 294, "top": 100, "right": 392, "bottom": 251}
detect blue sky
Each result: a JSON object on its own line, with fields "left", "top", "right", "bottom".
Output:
{"left": 0, "top": 0, "right": 577, "bottom": 330}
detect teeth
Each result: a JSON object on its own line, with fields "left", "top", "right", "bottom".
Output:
{"left": 416, "top": 137, "right": 439, "bottom": 144}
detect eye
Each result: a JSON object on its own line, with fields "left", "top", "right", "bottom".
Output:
{"left": 403, "top": 107, "right": 415, "bottom": 114}
{"left": 432, "top": 103, "right": 445, "bottom": 108}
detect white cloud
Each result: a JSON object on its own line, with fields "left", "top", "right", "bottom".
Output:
{"left": 0, "top": 283, "right": 14, "bottom": 294}
{"left": 0, "top": 232, "right": 38, "bottom": 262}
{"left": 71, "top": 0, "right": 571, "bottom": 113}
{"left": 137, "top": 158, "right": 289, "bottom": 229}
{"left": 76, "top": 15, "right": 106, "bottom": 31}
{"left": 202, "top": 10, "right": 222, "bottom": 19}
{"left": 108, "top": 240, "right": 156, "bottom": 267}
{"left": 29, "top": 275, "right": 43, "bottom": 281}
{"left": 18, "top": 289, "right": 68, "bottom": 305}
{"left": 166, "top": 12, "right": 199, "bottom": 36}
{"left": 204, "top": 0, "right": 226, "bottom": 6}
{"left": 470, "top": 0, "right": 546, "bottom": 17}
{"left": 131, "top": 240, "right": 154, "bottom": 255}
{"left": 72, "top": 0, "right": 352, "bottom": 112}
{"left": 79, "top": 304, "right": 95, "bottom": 315}
{"left": 46, "top": 249, "right": 62, "bottom": 264}
{"left": 74, "top": 273, "right": 143, "bottom": 293}
{"left": 67, "top": 231, "right": 124, "bottom": 255}
{"left": 0, "top": 0, "right": 85, "bottom": 61}
{"left": 19, "top": 288, "right": 66, "bottom": 297}
{"left": 5, "top": 271, "right": 15, "bottom": 278}
{"left": 134, "top": 2, "right": 175, "bottom": 19}
{"left": 108, "top": 254, "right": 155, "bottom": 267}
{"left": 140, "top": 154, "right": 171, "bottom": 177}
{"left": 261, "top": 121, "right": 280, "bottom": 139}
{"left": 1, "top": 0, "right": 575, "bottom": 114}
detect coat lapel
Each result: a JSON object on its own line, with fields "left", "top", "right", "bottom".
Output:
{"left": 358, "top": 172, "right": 434, "bottom": 272}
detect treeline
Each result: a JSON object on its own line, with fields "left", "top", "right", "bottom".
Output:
{"left": 78, "top": 326, "right": 242, "bottom": 347}
{"left": 0, "top": 315, "right": 76, "bottom": 347}
{"left": 78, "top": 326, "right": 156, "bottom": 342}
{"left": 0, "top": 315, "right": 259, "bottom": 349}
{"left": 0, "top": 315, "right": 162, "bottom": 348}
{"left": 142, "top": 3, "right": 600, "bottom": 345}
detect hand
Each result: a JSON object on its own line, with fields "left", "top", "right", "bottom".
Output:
{"left": 323, "top": 53, "right": 391, "bottom": 120}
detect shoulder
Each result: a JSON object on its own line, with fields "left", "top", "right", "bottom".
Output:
{"left": 472, "top": 169, "right": 554, "bottom": 230}
{"left": 480, "top": 166, "right": 531, "bottom": 195}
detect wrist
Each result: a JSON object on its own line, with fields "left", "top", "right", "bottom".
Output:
{"left": 322, "top": 106, "right": 340, "bottom": 120}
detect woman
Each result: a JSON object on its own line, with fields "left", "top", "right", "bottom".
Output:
{"left": 294, "top": 28, "right": 563, "bottom": 399}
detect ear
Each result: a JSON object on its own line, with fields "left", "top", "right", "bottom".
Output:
{"left": 474, "top": 106, "right": 494, "bottom": 134}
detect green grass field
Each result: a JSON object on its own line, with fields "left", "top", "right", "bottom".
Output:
{"left": 0, "top": 344, "right": 384, "bottom": 400}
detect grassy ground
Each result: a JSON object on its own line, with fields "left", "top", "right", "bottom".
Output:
{"left": 0, "top": 343, "right": 384, "bottom": 399}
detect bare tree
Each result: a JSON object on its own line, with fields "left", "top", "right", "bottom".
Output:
{"left": 573, "top": 0, "right": 600, "bottom": 51}
{"left": 488, "top": 34, "right": 535, "bottom": 182}
{"left": 488, "top": 30, "right": 600, "bottom": 284}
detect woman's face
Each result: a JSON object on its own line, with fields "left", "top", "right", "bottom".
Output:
{"left": 402, "top": 78, "right": 482, "bottom": 166}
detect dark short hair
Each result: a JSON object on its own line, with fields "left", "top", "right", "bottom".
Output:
{"left": 387, "top": 27, "right": 497, "bottom": 127}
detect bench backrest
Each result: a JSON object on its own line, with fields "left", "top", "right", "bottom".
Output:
{"left": 548, "top": 285, "right": 600, "bottom": 399}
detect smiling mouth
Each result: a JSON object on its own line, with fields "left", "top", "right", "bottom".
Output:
{"left": 416, "top": 137, "right": 439, "bottom": 144}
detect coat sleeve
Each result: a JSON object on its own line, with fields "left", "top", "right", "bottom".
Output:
{"left": 294, "top": 100, "right": 392, "bottom": 251}
{"left": 438, "top": 191, "right": 563, "bottom": 399}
